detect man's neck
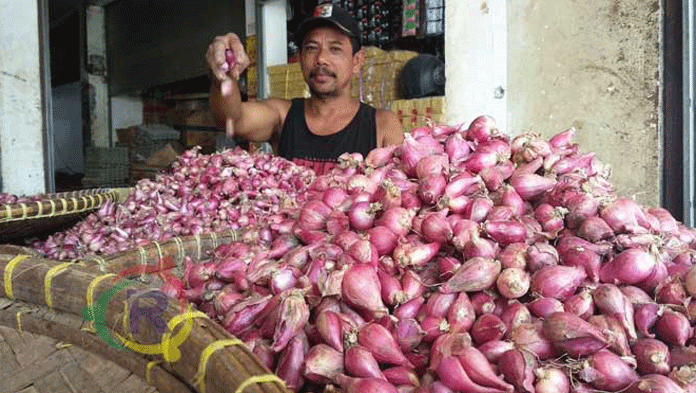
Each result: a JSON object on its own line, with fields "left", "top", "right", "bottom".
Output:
{"left": 305, "top": 92, "right": 358, "bottom": 117}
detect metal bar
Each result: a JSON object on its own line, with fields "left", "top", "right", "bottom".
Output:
{"left": 256, "top": 0, "right": 267, "bottom": 99}
{"left": 684, "top": 0, "right": 695, "bottom": 227}
{"left": 38, "top": 0, "right": 56, "bottom": 193}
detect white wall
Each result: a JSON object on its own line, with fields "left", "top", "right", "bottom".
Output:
{"left": 52, "top": 82, "right": 83, "bottom": 173}
{"left": 0, "top": 0, "right": 46, "bottom": 194}
{"left": 445, "top": 0, "right": 507, "bottom": 132}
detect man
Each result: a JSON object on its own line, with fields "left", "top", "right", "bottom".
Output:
{"left": 206, "top": 4, "right": 404, "bottom": 175}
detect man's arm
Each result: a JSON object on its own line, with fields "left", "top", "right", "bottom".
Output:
{"left": 376, "top": 109, "right": 405, "bottom": 147}
{"left": 207, "top": 33, "right": 289, "bottom": 142}
{"left": 210, "top": 82, "right": 289, "bottom": 142}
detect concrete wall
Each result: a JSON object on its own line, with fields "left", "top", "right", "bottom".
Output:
{"left": 0, "top": 0, "right": 47, "bottom": 195}
{"left": 507, "top": 0, "right": 661, "bottom": 206}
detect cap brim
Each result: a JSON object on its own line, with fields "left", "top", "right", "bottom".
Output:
{"left": 294, "top": 18, "right": 354, "bottom": 46}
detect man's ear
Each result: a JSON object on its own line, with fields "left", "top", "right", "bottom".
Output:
{"left": 352, "top": 48, "right": 365, "bottom": 74}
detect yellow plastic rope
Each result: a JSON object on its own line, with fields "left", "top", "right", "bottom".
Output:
{"left": 234, "top": 374, "right": 286, "bottom": 393}
{"left": 138, "top": 246, "right": 148, "bottom": 280}
{"left": 44, "top": 262, "right": 74, "bottom": 308}
{"left": 122, "top": 297, "right": 132, "bottom": 340}
{"left": 231, "top": 229, "right": 238, "bottom": 242}
{"left": 82, "top": 273, "right": 116, "bottom": 333}
{"left": 210, "top": 232, "right": 219, "bottom": 250}
{"left": 173, "top": 236, "right": 184, "bottom": 266}
{"left": 195, "top": 234, "right": 202, "bottom": 260}
{"left": 90, "top": 256, "right": 108, "bottom": 272}
{"left": 161, "top": 310, "right": 208, "bottom": 362}
{"left": 192, "top": 338, "right": 245, "bottom": 393}
{"left": 3, "top": 254, "right": 30, "bottom": 299}
{"left": 16, "top": 311, "right": 23, "bottom": 337}
{"left": 154, "top": 241, "right": 163, "bottom": 261}
{"left": 48, "top": 199, "right": 56, "bottom": 216}
{"left": 19, "top": 203, "right": 28, "bottom": 219}
{"left": 37, "top": 200, "right": 43, "bottom": 216}
{"left": 145, "top": 360, "right": 162, "bottom": 385}
{"left": 60, "top": 198, "right": 68, "bottom": 214}
{"left": 70, "top": 197, "right": 79, "bottom": 212}
{"left": 4, "top": 204, "right": 12, "bottom": 219}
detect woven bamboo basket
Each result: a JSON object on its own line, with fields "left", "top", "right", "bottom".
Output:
{"left": 0, "top": 230, "right": 290, "bottom": 393}
{"left": 0, "top": 188, "right": 132, "bottom": 242}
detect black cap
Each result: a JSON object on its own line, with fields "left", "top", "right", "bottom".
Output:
{"left": 295, "top": 4, "right": 361, "bottom": 51}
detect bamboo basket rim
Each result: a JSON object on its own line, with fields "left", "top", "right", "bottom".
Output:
{"left": 0, "top": 187, "right": 132, "bottom": 223}
{"left": 0, "top": 187, "right": 133, "bottom": 241}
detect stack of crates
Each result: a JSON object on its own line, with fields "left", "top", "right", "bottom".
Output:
{"left": 82, "top": 146, "right": 130, "bottom": 188}
{"left": 131, "top": 125, "right": 181, "bottom": 162}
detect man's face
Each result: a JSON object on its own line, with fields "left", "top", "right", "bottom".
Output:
{"left": 300, "top": 26, "right": 361, "bottom": 99}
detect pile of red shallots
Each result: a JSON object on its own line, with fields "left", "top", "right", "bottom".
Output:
{"left": 0, "top": 193, "right": 49, "bottom": 205}
{"left": 32, "top": 147, "right": 315, "bottom": 260}
{"left": 182, "top": 115, "right": 696, "bottom": 393}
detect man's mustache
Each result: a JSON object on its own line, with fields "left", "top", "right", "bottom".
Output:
{"left": 309, "top": 67, "right": 336, "bottom": 78}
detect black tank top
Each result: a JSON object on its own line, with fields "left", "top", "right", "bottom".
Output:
{"left": 278, "top": 98, "right": 377, "bottom": 175}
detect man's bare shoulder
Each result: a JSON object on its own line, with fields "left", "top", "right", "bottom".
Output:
{"left": 375, "top": 108, "right": 405, "bottom": 147}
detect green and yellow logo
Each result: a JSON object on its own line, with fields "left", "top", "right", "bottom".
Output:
{"left": 81, "top": 258, "right": 193, "bottom": 362}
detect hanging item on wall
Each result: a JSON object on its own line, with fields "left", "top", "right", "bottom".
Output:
{"left": 402, "top": 0, "right": 419, "bottom": 37}
{"left": 424, "top": 0, "right": 444, "bottom": 36}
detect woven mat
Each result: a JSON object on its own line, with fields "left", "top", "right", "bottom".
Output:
{"left": 0, "top": 299, "right": 162, "bottom": 393}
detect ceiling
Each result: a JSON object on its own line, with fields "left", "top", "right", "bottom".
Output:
{"left": 49, "top": 0, "right": 85, "bottom": 24}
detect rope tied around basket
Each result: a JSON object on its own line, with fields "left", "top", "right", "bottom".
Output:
{"left": 44, "top": 261, "right": 76, "bottom": 309}
{"left": 192, "top": 338, "right": 245, "bottom": 393}
{"left": 16, "top": 311, "right": 24, "bottom": 336}
{"left": 146, "top": 360, "right": 163, "bottom": 385}
{"left": 159, "top": 309, "right": 208, "bottom": 362}
{"left": 235, "top": 374, "right": 286, "bottom": 393}
{"left": 172, "top": 236, "right": 185, "bottom": 266}
{"left": 3, "top": 254, "right": 30, "bottom": 299}
{"left": 82, "top": 273, "right": 117, "bottom": 333}
{"left": 112, "top": 306, "right": 208, "bottom": 363}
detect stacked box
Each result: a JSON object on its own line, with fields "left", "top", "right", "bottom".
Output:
{"left": 130, "top": 125, "right": 181, "bottom": 162}
{"left": 82, "top": 146, "right": 130, "bottom": 187}
{"left": 389, "top": 96, "right": 446, "bottom": 133}
{"left": 246, "top": 65, "right": 258, "bottom": 97}
{"left": 246, "top": 35, "right": 258, "bottom": 98}
{"left": 352, "top": 47, "right": 418, "bottom": 109}
{"left": 267, "top": 63, "right": 310, "bottom": 100}
{"left": 246, "top": 35, "right": 257, "bottom": 64}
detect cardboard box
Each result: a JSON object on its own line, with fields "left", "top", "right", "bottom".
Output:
{"left": 246, "top": 35, "right": 257, "bottom": 64}
{"left": 246, "top": 65, "right": 258, "bottom": 97}
{"left": 390, "top": 96, "right": 446, "bottom": 133}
